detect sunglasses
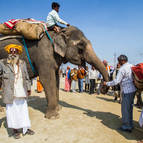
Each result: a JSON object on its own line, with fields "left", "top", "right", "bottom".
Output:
{"left": 10, "top": 48, "right": 18, "bottom": 54}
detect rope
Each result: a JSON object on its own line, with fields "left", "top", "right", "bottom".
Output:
{"left": 22, "top": 37, "right": 37, "bottom": 75}
{"left": 44, "top": 27, "right": 54, "bottom": 46}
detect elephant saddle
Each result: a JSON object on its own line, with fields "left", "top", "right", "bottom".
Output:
{"left": 132, "top": 63, "right": 143, "bottom": 90}
{"left": 0, "top": 18, "right": 46, "bottom": 40}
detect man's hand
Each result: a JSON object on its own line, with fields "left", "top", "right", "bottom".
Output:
{"left": 27, "top": 90, "right": 31, "bottom": 96}
{"left": 103, "top": 81, "right": 107, "bottom": 86}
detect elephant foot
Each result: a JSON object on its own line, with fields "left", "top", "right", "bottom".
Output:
{"left": 0, "top": 106, "right": 4, "bottom": 112}
{"left": 56, "top": 105, "right": 62, "bottom": 112}
{"left": 45, "top": 110, "right": 60, "bottom": 120}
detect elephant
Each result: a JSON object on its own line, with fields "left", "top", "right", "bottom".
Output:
{"left": 0, "top": 26, "right": 109, "bottom": 119}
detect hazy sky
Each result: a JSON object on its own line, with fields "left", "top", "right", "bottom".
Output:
{"left": 0, "top": 0, "right": 143, "bottom": 66}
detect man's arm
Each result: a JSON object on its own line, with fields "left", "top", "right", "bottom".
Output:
{"left": 53, "top": 11, "right": 68, "bottom": 25}
{"left": 105, "top": 70, "right": 123, "bottom": 86}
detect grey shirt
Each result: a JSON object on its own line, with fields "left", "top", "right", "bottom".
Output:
{"left": 0, "top": 59, "right": 31, "bottom": 104}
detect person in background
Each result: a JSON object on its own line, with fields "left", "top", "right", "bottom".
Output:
{"left": 0, "top": 44, "right": 34, "bottom": 139}
{"left": 104, "top": 55, "right": 136, "bottom": 132}
{"left": 37, "top": 76, "right": 43, "bottom": 93}
{"left": 85, "top": 66, "right": 90, "bottom": 92}
{"left": 103, "top": 60, "right": 111, "bottom": 77}
{"left": 112, "top": 63, "right": 121, "bottom": 102}
{"left": 89, "top": 65, "right": 99, "bottom": 94}
{"left": 77, "top": 66, "right": 86, "bottom": 93}
{"left": 70, "top": 68, "right": 78, "bottom": 92}
{"left": 64, "top": 66, "right": 71, "bottom": 92}
{"left": 46, "top": 2, "right": 70, "bottom": 32}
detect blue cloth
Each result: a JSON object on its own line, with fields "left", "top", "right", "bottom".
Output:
{"left": 78, "top": 79, "right": 83, "bottom": 92}
{"left": 121, "top": 92, "right": 135, "bottom": 129}
{"left": 67, "top": 69, "right": 71, "bottom": 80}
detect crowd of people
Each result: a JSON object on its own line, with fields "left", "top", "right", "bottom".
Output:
{"left": 62, "top": 65, "right": 101, "bottom": 95}
{"left": 62, "top": 61, "right": 120, "bottom": 97}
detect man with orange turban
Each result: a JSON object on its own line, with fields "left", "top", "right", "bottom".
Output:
{"left": 0, "top": 44, "right": 34, "bottom": 139}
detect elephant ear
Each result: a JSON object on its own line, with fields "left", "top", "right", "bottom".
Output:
{"left": 53, "top": 33, "right": 67, "bottom": 57}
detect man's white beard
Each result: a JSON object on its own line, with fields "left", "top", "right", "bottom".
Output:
{"left": 8, "top": 54, "right": 19, "bottom": 65}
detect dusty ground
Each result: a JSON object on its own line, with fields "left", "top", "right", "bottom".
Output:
{"left": 0, "top": 77, "right": 143, "bottom": 143}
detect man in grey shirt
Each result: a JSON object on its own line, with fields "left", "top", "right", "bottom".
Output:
{"left": 104, "top": 55, "right": 136, "bottom": 132}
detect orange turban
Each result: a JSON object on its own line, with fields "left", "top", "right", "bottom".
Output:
{"left": 5, "top": 44, "right": 23, "bottom": 54}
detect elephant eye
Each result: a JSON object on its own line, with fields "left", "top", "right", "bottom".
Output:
{"left": 78, "top": 48, "right": 83, "bottom": 54}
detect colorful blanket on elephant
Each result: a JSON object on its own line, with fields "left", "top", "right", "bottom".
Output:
{"left": 4, "top": 18, "right": 47, "bottom": 30}
{"left": 4, "top": 19, "right": 19, "bottom": 29}
{"left": 0, "top": 18, "right": 47, "bottom": 40}
{"left": 132, "top": 63, "right": 143, "bottom": 90}
{"left": 132, "top": 63, "right": 143, "bottom": 81}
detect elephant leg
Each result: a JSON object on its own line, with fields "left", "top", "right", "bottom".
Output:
{"left": 39, "top": 70, "right": 60, "bottom": 119}
{"left": 55, "top": 69, "right": 62, "bottom": 112}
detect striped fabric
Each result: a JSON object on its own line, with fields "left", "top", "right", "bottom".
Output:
{"left": 25, "top": 18, "right": 47, "bottom": 30}
{"left": 4, "top": 19, "right": 19, "bottom": 29}
{"left": 4, "top": 18, "right": 47, "bottom": 30}
{"left": 106, "top": 63, "right": 136, "bottom": 94}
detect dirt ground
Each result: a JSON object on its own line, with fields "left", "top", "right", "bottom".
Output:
{"left": 0, "top": 77, "right": 143, "bottom": 143}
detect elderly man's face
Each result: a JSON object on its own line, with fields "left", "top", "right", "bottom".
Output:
{"left": 9, "top": 48, "right": 18, "bottom": 58}
{"left": 8, "top": 48, "right": 19, "bottom": 62}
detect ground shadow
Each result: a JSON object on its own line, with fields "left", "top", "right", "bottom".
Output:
{"left": 1, "top": 95, "right": 143, "bottom": 141}
{"left": 0, "top": 116, "right": 13, "bottom": 137}
{"left": 96, "top": 96, "right": 116, "bottom": 103}
{"left": 28, "top": 96, "right": 47, "bottom": 114}
{"left": 59, "top": 100, "right": 143, "bottom": 141}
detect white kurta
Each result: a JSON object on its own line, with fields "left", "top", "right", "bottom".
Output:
{"left": 6, "top": 64, "right": 31, "bottom": 134}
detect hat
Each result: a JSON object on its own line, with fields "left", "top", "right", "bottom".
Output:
{"left": 5, "top": 44, "right": 23, "bottom": 54}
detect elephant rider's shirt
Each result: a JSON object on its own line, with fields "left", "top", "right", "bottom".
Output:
{"left": 46, "top": 9, "right": 68, "bottom": 27}
{"left": 106, "top": 63, "right": 136, "bottom": 94}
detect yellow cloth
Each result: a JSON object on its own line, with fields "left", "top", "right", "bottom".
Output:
{"left": 5, "top": 44, "right": 23, "bottom": 54}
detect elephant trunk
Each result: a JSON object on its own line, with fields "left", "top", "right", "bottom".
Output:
{"left": 84, "top": 42, "right": 109, "bottom": 82}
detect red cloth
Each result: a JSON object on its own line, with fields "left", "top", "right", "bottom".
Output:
{"left": 132, "top": 63, "right": 143, "bottom": 80}
{"left": 4, "top": 19, "right": 19, "bottom": 29}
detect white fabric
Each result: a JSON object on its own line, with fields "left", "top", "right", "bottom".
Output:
{"left": 14, "top": 64, "right": 26, "bottom": 98}
{"left": 139, "top": 108, "right": 143, "bottom": 127}
{"left": 46, "top": 9, "right": 68, "bottom": 27}
{"left": 85, "top": 70, "right": 90, "bottom": 84}
{"left": 106, "top": 63, "right": 136, "bottom": 94}
{"left": 6, "top": 99, "right": 31, "bottom": 134}
{"left": 6, "top": 64, "right": 31, "bottom": 134}
{"left": 89, "top": 69, "right": 99, "bottom": 80}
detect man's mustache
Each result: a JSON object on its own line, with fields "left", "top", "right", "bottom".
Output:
{"left": 9, "top": 54, "right": 17, "bottom": 58}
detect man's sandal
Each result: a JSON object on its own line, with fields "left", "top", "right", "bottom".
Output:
{"left": 13, "top": 132, "right": 21, "bottom": 139}
{"left": 24, "top": 129, "right": 35, "bottom": 136}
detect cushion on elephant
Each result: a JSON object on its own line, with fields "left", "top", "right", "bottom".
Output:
{"left": 132, "top": 63, "right": 143, "bottom": 91}
{"left": 132, "top": 63, "right": 143, "bottom": 81}
{"left": 0, "top": 20, "right": 45, "bottom": 40}
{"left": 16, "top": 21, "right": 44, "bottom": 40}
